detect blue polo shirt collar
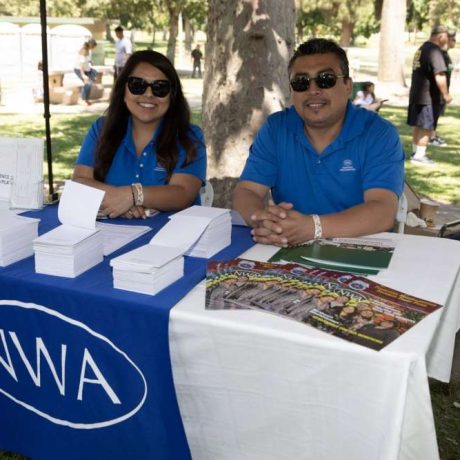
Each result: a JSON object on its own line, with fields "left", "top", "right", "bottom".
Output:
{"left": 121, "top": 116, "right": 166, "bottom": 155}
{"left": 292, "top": 101, "right": 366, "bottom": 155}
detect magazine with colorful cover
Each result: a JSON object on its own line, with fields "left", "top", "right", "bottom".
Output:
{"left": 205, "top": 259, "right": 442, "bottom": 351}
{"left": 268, "top": 237, "right": 397, "bottom": 275}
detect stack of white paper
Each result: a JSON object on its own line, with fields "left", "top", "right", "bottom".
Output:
{"left": 152, "top": 206, "right": 232, "bottom": 258}
{"left": 0, "top": 211, "right": 40, "bottom": 267}
{"left": 110, "top": 245, "right": 184, "bottom": 295}
{"left": 33, "top": 225, "right": 103, "bottom": 277}
{"left": 185, "top": 209, "right": 231, "bottom": 257}
{"left": 33, "top": 181, "right": 105, "bottom": 278}
{"left": 109, "top": 205, "right": 232, "bottom": 296}
{"left": 95, "top": 222, "right": 152, "bottom": 256}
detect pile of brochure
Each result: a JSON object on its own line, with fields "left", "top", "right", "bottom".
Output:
{"left": 110, "top": 205, "right": 232, "bottom": 295}
{"left": 95, "top": 222, "right": 152, "bottom": 256}
{"left": 155, "top": 205, "right": 232, "bottom": 258}
{"left": 110, "top": 245, "right": 184, "bottom": 295}
{"left": 0, "top": 211, "right": 40, "bottom": 267}
{"left": 33, "top": 181, "right": 105, "bottom": 278}
{"left": 205, "top": 258, "right": 442, "bottom": 351}
{"left": 183, "top": 207, "right": 231, "bottom": 258}
{"left": 34, "top": 226, "right": 103, "bottom": 277}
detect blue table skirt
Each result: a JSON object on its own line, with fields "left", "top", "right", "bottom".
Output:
{"left": 0, "top": 204, "right": 254, "bottom": 460}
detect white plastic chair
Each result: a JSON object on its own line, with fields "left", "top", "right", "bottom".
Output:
{"left": 396, "top": 192, "right": 408, "bottom": 233}
{"left": 199, "top": 180, "right": 214, "bottom": 207}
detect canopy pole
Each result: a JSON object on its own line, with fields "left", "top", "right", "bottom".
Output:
{"left": 40, "top": 0, "right": 58, "bottom": 203}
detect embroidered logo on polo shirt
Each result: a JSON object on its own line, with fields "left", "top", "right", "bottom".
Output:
{"left": 154, "top": 165, "right": 166, "bottom": 172}
{"left": 339, "top": 159, "right": 356, "bottom": 172}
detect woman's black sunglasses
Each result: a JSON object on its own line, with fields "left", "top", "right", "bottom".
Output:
{"left": 127, "top": 76, "right": 171, "bottom": 97}
{"left": 290, "top": 72, "right": 346, "bottom": 92}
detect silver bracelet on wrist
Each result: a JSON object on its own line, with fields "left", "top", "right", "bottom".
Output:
{"left": 311, "top": 214, "right": 323, "bottom": 240}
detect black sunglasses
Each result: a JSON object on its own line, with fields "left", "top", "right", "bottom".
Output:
{"left": 290, "top": 72, "right": 346, "bottom": 92}
{"left": 127, "top": 76, "right": 171, "bottom": 97}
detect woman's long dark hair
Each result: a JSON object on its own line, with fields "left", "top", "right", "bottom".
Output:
{"left": 94, "top": 50, "right": 198, "bottom": 181}
{"left": 362, "top": 81, "right": 376, "bottom": 100}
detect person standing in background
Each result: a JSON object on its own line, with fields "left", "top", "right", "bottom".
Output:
{"left": 429, "top": 29, "right": 456, "bottom": 147}
{"left": 114, "top": 26, "right": 133, "bottom": 80}
{"left": 191, "top": 44, "right": 203, "bottom": 78}
{"left": 407, "top": 25, "right": 452, "bottom": 166}
{"left": 74, "top": 38, "right": 98, "bottom": 106}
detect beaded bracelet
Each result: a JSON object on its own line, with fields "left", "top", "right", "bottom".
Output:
{"left": 131, "top": 183, "right": 144, "bottom": 206}
{"left": 311, "top": 214, "right": 323, "bottom": 240}
{"left": 131, "top": 186, "right": 136, "bottom": 206}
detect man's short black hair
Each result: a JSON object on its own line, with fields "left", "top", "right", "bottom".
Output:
{"left": 288, "top": 38, "right": 350, "bottom": 78}
{"left": 115, "top": 26, "right": 124, "bottom": 33}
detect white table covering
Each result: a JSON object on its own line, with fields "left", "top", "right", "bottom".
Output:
{"left": 169, "top": 233, "right": 460, "bottom": 460}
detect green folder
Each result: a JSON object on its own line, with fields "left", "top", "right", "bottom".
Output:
{"left": 269, "top": 238, "right": 395, "bottom": 275}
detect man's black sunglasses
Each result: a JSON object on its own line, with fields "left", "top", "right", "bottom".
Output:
{"left": 127, "top": 76, "right": 171, "bottom": 97}
{"left": 290, "top": 72, "right": 346, "bottom": 92}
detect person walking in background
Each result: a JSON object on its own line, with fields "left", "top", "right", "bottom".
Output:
{"left": 407, "top": 25, "right": 453, "bottom": 166}
{"left": 74, "top": 38, "right": 98, "bottom": 106}
{"left": 429, "top": 29, "right": 457, "bottom": 147}
{"left": 72, "top": 50, "right": 206, "bottom": 219}
{"left": 114, "top": 25, "right": 133, "bottom": 80}
{"left": 191, "top": 44, "right": 203, "bottom": 78}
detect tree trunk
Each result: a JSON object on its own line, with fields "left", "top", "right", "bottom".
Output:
{"left": 151, "top": 22, "right": 156, "bottom": 47}
{"left": 378, "top": 0, "right": 407, "bottom": 85}
{"left": 166, "top": 8, "right": 179, "bottom": 64}
{"left": 339, "top": 19, "right": 354, "bottom": 47}
{"left": 204, "top": 0, "right": 295, "bottom": 206}
{"left": 184, "top": 16, "right": 192, "bottom": 52}
{"left": 105, "top": 20, "right": 113, "bottom": 43}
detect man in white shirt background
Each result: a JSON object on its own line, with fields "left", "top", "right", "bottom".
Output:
{"left": 114, "top": 25, "right": 133, "bottom": 80}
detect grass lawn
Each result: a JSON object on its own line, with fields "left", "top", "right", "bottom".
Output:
{"left": 430, "top": 381, "right": 460, "bottom": 460}
{"left": 0, "top": 105, "right": 459, "bottom": 459}
{"left": 0, "top": 113, "right": 100, "bottom": 181}
{"left": 0, "top": 110, "right": 203, "bottom": 187}
{"left": 380, "top": 105, "right": 460, "bottom": 205}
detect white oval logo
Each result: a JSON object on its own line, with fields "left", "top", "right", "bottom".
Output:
{"left": 0, "top": 300, "right": 147, "bottom": 429}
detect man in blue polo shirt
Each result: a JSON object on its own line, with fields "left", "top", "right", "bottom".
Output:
{"left": 233, "top": 38, "right": 404, "bottom": 247}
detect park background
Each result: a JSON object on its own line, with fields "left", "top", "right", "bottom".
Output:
{"left": 0, "top": 0, "right": 459, "bottom": 459}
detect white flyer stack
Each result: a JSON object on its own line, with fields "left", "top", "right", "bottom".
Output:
{"left": 172, "top": 206, "right": 232, "bottom": 258}
{"left": 33, "top": 181, "right": 105, "bottom": 277}
{"left": 110, "top": 206, "right": 231, "bottom": 295}
{"left": 110, "top": 245, "right": 184, "bottom": 295}
{"left": 151, "top": 205, "right": 232, "bottom": 258}
{"left": 0, "top": 211, "right": 40, "bottom": 267}
{"left": 95, "top": 222, "right": 152, "bottom": 256}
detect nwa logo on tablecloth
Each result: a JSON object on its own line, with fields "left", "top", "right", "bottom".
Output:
{"left": 0, "top": 300, "right": 147, "bottom": 429}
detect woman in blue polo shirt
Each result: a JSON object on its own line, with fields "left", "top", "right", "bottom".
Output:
{"left": 73, "top": 50, "right": 206, "bottom": 219}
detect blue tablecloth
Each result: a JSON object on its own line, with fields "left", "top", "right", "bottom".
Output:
{"left": 0, "top": 205, "right": 254, "bottom": 460}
